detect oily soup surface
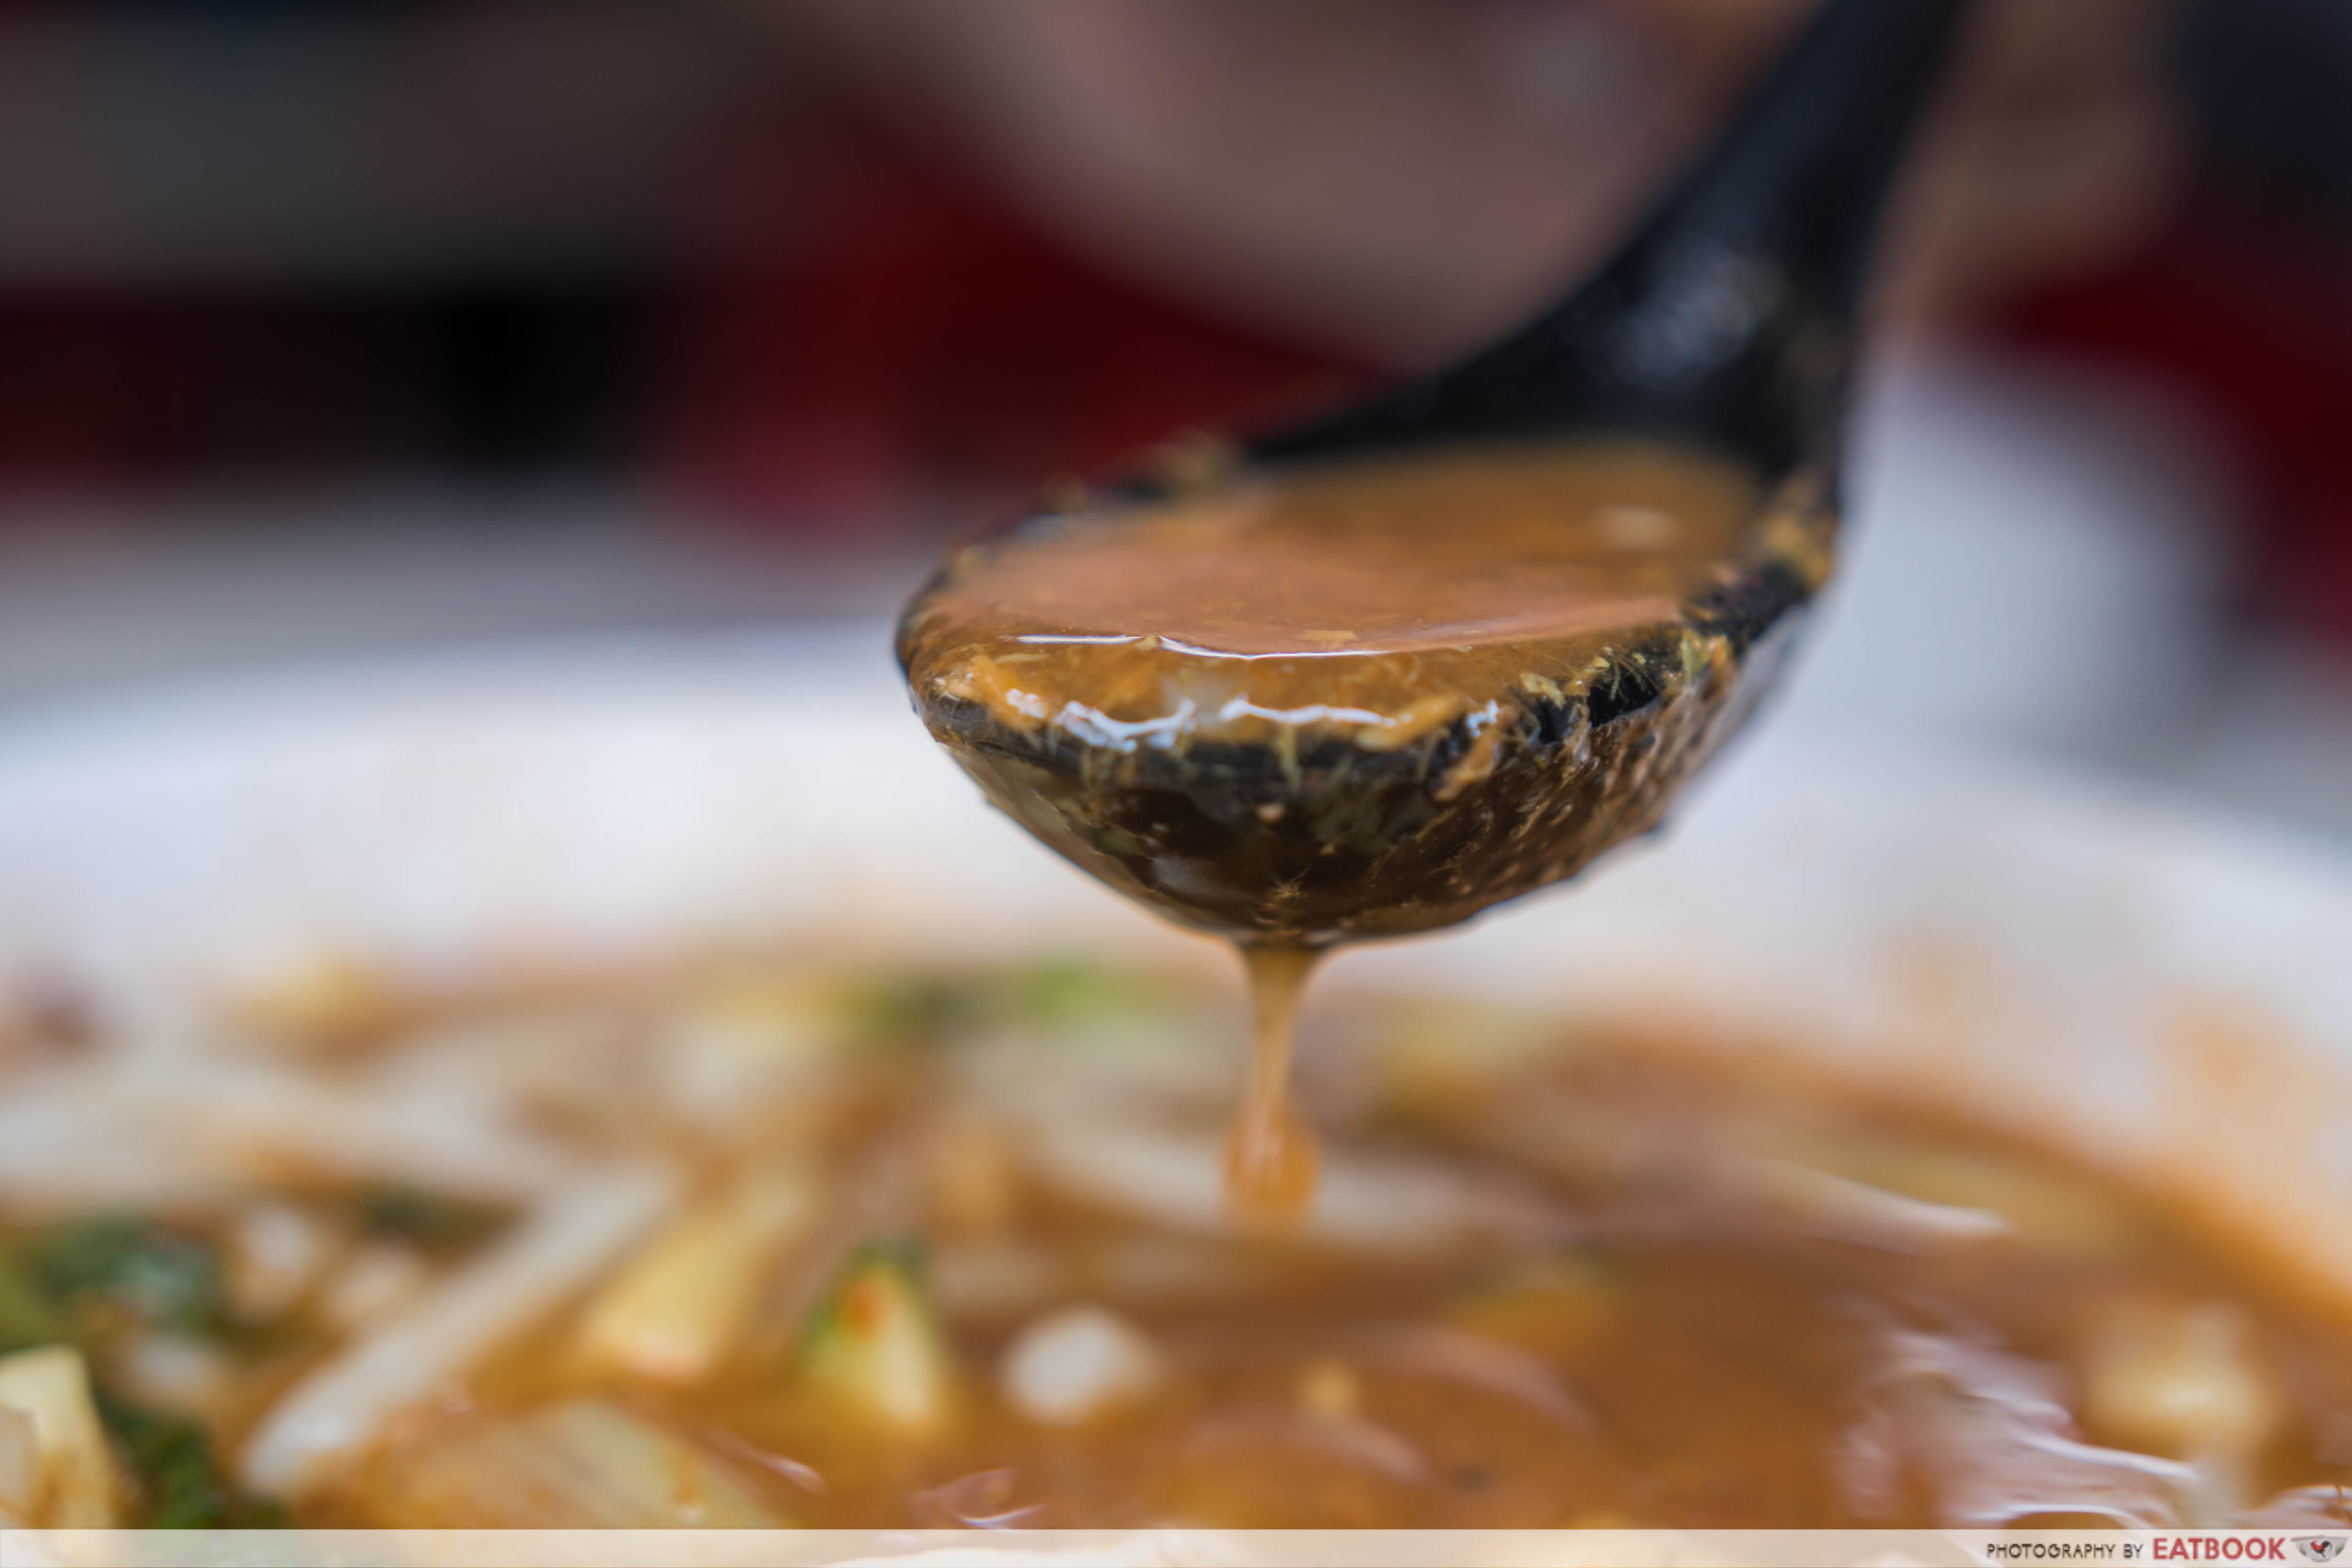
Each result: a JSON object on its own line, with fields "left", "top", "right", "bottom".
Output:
{"left": 901, "top": 443, "right": 1763, "bottom": 750}
{"left": 3, "top": 959, "right": 2349, "bottom": 1530}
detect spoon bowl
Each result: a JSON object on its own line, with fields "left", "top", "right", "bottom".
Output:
{"left": 900, "top": 0, "right": 1969, "bottom": 946}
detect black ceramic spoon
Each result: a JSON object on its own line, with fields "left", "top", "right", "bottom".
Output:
{"left": 900, "top": 0, "right": 1972, "bottom": 947}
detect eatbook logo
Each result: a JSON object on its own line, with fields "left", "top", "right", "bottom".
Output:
{"left": 2295, "top": 1538, "right": 2348, "bottom": 1564}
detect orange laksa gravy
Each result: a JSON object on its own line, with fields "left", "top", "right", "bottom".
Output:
{"left": 4, "top": 959, "right": 2349, "bottom": 1531}
{"left": 901, "top": 444, "right": 1766, "bottom": 764}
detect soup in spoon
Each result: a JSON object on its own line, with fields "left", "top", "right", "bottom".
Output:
{"left": 900, "top": 440, "right": 1835, "bottom": 1217}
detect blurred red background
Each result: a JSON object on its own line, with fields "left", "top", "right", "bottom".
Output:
{"left": 0, "top": 0, "right": 2347, "bottom": 640}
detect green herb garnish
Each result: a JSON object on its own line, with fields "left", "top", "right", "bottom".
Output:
{"left": 21, "top": 1217, "right": 224, "bottom": 1334}
{"left": 0, "top": 1253, "right": 71, "bottom": 1352}
{"left": 354, "top": 1186, "right": 503, "bottom": 1253}
{"left": 98, "top": 1393, "right": 283, "bottom": 1528}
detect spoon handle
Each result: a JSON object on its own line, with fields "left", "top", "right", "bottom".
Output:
{"left": 1634, "top": 0, "right": 1975, "bottom": 349}
{"left": 1257, "top": 0, "right": 1973, "bottom": 476}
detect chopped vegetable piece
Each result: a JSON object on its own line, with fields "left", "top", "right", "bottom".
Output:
{"left": 800, "top": 1239, "right": 959, "bottom": 1434}
{"left": 658, "top": 977, "right": 851, "bottom": 1126}
{"left": 241, "top": 1166, "right": 676, "bottom": 1497}
{"left": 0, "top": 1344, "right": 120, "bottom": 1526}
{"left": 354, "top": 1186, "right": 503, "bottom": 1254}
{"left": 573, "top": 1168, "right": 816, "bottom": 1385}
{"left": 1792, "top": 1136, "right": 2145, "bottom": 1259}
{"left": 669, "top": 975, "right": 845, "bottom": 1053}
{"left": 999, "top": 1304, "right": 1165, "bottom": 1426}
{"left": 1002, "top": 959, "right": 1162, "bottom": 1028}
{"left": 929, "top": 1238, "right": 1066, "bottom": 1322}
{"left": 850, "top": 974, "right": 988, "bottom": 1041}
{"left": 109, "top": 1333, "right": 234, "bottom": 1423}
{"left": 224, "top": 1203, "right": 337, "bottom": 1321}
{"left": 0, "top": 1257, "right": 68, "bottom": 1353}
{"left": 913, "top": 1465, "right": 1036, "bottom": 1528}
{"left": 2080, "top": 1301, "right": 2285, "bottom": 1464}
{"left": 851, "top": 961, "right": 1159, "bottom": 1045}
{"left": 1841, "top": 1325, "right": 2196, "bottom": 1528}
{"left": 97, "top": 1393, "right": 280, "bottom": 1528}
{"left": 1374, "top": 1000, "right": 1565, "bottom": 1112}
{"left": 1743, "top": 1158, "right": 2014, "bottom": 1252}
{"left": 25, "top": 1217, "right": 223, "bottom": 1334}
{"left": 0, "top": 1405, "right": 35, "bottom": 1523}
{"left": 361, "top": 1400, "right": 785, "bottom": 1527}
{"left": 316, "top": 1241, "right": 430, "bottom": 1334}
{"left": 233, "top": 952, "right": 402, "bottom": 1051}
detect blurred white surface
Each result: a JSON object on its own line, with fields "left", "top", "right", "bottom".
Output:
{"left": 0, "top": 492, "right": 929, "bottom": 708}
{"left": 1782, "top": 348, "right": 2352, "bottom": 838}
{"left": 1789, "top": 348, "right": 2233, "bottom": 760}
